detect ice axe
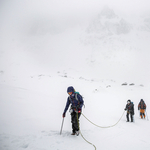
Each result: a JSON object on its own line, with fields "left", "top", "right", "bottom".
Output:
{"left": 60, "top": 117, "right": 64, "bottom": 135}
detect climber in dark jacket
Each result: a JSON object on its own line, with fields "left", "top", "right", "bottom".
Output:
{"left": 124, "top": 100, "right": 134, "bottom": 122}
{"left": 138, "top": 99, "right": 146, "bottom": 119}
{"left": 62, "top": 86, "right": 84, "bottom": 135}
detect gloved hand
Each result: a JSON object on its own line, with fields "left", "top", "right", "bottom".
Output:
{"left": 78, "top": 108, "right": 81, "bottom": 113}
{"left": 62, "top": 113, "right": 65, "bottom": 118}
{"left": 75, "top": 108, "right": 81, "bottom": 113}
{"left": 124, "top": 108, "right": 127, "bottom": 111}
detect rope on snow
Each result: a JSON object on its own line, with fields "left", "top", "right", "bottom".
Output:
{"left": 81, "top": 110, "right": 125, "bottom": 128}
{"left": 77, "top": 110, "right": 125, "bottom": 150}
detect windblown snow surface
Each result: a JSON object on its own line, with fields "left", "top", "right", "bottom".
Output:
{"left": 0, "top": 1, "right": 150, "bottom": 150}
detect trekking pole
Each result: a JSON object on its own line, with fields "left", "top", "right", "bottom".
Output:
{"left": 60, "top": 117, "right": 64, "bottom": 135}
{"left": 145, "top": 110, "right": 149, "bottom": 121}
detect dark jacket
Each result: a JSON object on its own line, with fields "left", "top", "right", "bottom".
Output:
{"left": 138, "top": 101, "right": 146, "bottom": 110}
{"left": 125, "top": 102, "right": 134, "bottom": 115}
{"left": 64, "top": 93, "right": 84, "bottom": 114}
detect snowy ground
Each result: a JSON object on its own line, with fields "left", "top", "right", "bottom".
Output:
{"left": 0, "top": 76, "right": 150, "bottom": 150}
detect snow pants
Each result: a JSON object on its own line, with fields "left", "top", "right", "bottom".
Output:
{"left": 126, "top": 111, "right": 133, "bottom": 122}
{"left": 71, "top": 112, "right": 81, "bottom": 133}
{"left": 140, "top": 109, "right": 145, "bottom": 118}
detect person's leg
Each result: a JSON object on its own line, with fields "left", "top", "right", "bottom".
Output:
{"left": 126, "top": 112, "right": 129, "bottom": 122}
{"left": 140, "top": 109, "right": 143, "bottom": 119}
{"left": 71, "top": 112, "right": 81, "bottom": 133}
{"left": 71, "top": 112, "right": 76, "bottom": 134}
{"left": 74, "top": 112, "right": 81, "bottom": 132}
{"left": 130, "top": 113, "right": 133, "bottom": 122}
{"left": 142, "top": 109, "right": 145, "bottom": 118}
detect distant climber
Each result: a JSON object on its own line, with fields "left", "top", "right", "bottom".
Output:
{"left": 124, "top": 100, "right": 134, "bottom": 122}
{"left": 138, "top": 99, "right": 146, "bottom": 119}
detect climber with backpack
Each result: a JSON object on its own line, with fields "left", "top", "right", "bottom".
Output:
{"left": 124, "top": 100, "right": 134, "bottom": 122}
{"left": 138, "top": 99, "right": 146, "bottom": 119}
{"left": 62, "top": 86, "right": 84, "bottom": 135}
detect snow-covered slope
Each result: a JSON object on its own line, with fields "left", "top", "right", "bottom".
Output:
{"left": 80, "top": 6, "right": 150, "bottom": 84}
{"left": 0, "top": 76, "right": 150, "bottom": 150}
{"left": 0, "top": 1, "right": 150, "bottom": 150}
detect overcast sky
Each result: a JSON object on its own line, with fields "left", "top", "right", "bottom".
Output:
{"left": 0, "top": 0, "right": 150, "bottom": 83}
{"left": 1, "top": 0, "right": 150, "bottom": 17}
{"left": 0, "top": 0, "right": 150, "bottom": 34}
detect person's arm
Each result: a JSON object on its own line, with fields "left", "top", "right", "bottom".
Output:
{"left": 64, "top": 98, "right": 71, "bottom": 113}
{"left": 138, "top": 103, "right": 140, "bottom": 110}
{"left": 63, "top": 98, "right": 70, "bottom": 117}
{"left": 124, "top": 104, "right": 128, "bottom": 110}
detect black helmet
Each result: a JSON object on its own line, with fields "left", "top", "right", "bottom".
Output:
{"left": 127, "top": 100, "right": 131, "bottom": 103}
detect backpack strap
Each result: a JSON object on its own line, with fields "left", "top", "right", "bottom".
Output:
{"left": 69, "top": 93, "right": 85, "bottom": 108}
{"left": 69, "top": 93, "right": 80, "bottom": 104}
{"left": 75, "top": 93, "right": 79, "bottom": 103}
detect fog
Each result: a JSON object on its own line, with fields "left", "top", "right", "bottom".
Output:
{"left": 0, "top": 0, "right": 150, "bottom": 84}
{"left": 1, "top": 0, "right": 150, "bottom": 30}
